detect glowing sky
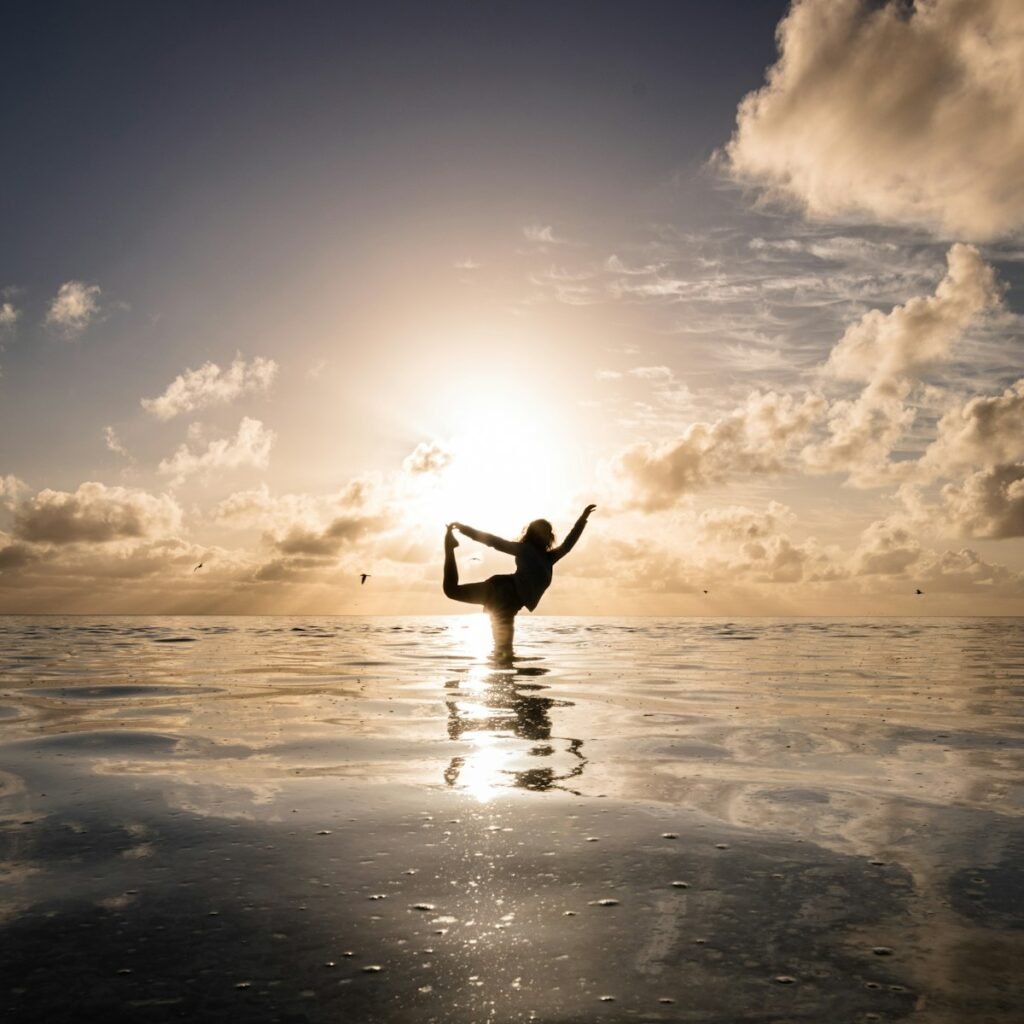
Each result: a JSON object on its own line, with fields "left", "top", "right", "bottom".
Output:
{"left": 2, "top": 0, "right": 1023, "bottom": 614}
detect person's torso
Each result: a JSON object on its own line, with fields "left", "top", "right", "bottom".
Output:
{"left": 512, "top": 545, "right": 554, "bottom": 611}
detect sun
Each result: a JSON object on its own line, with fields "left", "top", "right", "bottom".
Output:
{"left": 412, "top": 388, "right": 576, "bottom": 536}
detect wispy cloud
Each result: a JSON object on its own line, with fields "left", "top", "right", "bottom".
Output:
{"left": 0, "top": 475, "right": 29, "bottom": 511}
{"left": 103, "top": 426, "right": 129, "bottom": 458}
{"left": 142, "top": 354, "right": 278, "bottom": 420}
{"left": 45, "top": 281, "right": 101, "bottom": 338}
{"left": 523, "top": 224, "right": 567, "bottom": 245}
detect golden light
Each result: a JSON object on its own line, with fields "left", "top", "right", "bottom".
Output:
{"left": 415, "top": 384, "right": 576, "bottom": 536}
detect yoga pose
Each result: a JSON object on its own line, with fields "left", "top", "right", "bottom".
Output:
{"left": 443, "top": 504, "right": 596, "bottom": 658}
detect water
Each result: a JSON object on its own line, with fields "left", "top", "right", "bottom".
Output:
{"left": 1, "top": 616, "right": 1022, "bottom": 1022}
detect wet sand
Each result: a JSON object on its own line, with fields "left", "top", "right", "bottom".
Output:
{"left": 1, "top": 616, "right": 1022, "bottom": 1023}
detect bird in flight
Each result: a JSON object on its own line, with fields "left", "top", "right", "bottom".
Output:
{"left": 193, "top": 563, "right": 203, "bottom": 573}
{"left": 360, "top": 574, "right": 371, "bottom": 585}
{"left": 703, "top": 589, "right": 708, "bottom": 595}
{"left": 915, "top": 588, "right": 923, "bottom": 595}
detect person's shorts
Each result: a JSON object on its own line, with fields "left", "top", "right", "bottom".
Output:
{"left": 482, "top": 574, "right": 524, "bottom": 617}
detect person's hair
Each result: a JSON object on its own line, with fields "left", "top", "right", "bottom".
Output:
{"left": 521, "top": 518, "right": 555, "bottom": 551}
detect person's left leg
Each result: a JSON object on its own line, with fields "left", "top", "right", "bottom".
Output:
{"left": 443, "top": 526, "right": 489, "bottom": 604}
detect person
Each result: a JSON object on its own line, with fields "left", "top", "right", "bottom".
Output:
{"left": 443, "top": 504, "right": 596, "bottom": 658}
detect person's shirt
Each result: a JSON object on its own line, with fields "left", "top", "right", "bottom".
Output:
{"left": 459, "top": 515, "right": 588, "bottom": 611}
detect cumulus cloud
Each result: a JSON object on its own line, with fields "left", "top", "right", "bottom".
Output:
{"left": 12, "top": 482, "right": 182, "bottom": 545}
{"left": 803, "top": 245, "right": 1002, "bottom": 483}
{"left": 45, "top": 281, "right": 101, "bottom": 337}
{"left": 920, "top": 378, "right": 1024, "bottom": 475}
{"left": 158, "top": 417, "right": 274, "bottom": 485}
{"left": 853, "top": 517, "right": 922, "bottom": 576}
{"left": 824, "top": 246, "right": 1001, "bottom": 389}
{"left": 697, "top": 501, "right": 794, "bottom": 544}
{"left": 940, "top": 464, "right": 1024, "bottom": 538}
{"left": 614, "top": 390, "right": 826, "bottom": 509}
{"left": 0, "top": 540, "right": 37, "bottom": 572}
{"left": 914, "top": 546, "right": 1022, "bottom": 593}
{"left": 403, "top": 440, "right": 453, "bottom": 475}
{"left": 726, "top": 0, "right": 1024, "bottom": 240}
{"left": 213, "top": 477, "right": 388, "bottom": 577}
{"left": 802, "top": 384, "right": 915, "bottom": 484}
{"left": 0, "top": 302, "right": 18, "bottom": 330}
{"left": 141, "top": 354, "right": 278, "bottom": 420}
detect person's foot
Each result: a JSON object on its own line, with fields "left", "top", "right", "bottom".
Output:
{"left": 445, "top": 524, "right": 459, "bottom": 550}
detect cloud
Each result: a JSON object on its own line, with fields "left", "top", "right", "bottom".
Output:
{"left": 402, "top": 440, "right": 453, "bottom": 475}
{"left": 45, "top": 281, "right": 101, "bottom": 337}
{"left": 454, "top": 258, "right": 481, "bottom": 270}
{"left": 824, "top": 246, "right": 1001, "bottom": 390}
{"left": 802, "top": 245, "right": 1002, "bottom": 484}
{"left": 802, "top": 383, "right": 915, "bottom": 484}
{"left": 614, "top": 390, "right": 826, "bottom": 509}
{"left": 0, "top": 302, "right": 18, "bottom": 330}
{"left": 853, "top": 517, "right": 922, "bottom": 576}
{"left": 0, "top": 474, "right": 29, "bottom": 511}
{"left": 920, "top": 378, "right": 1024, "bottom": 475}
{"left": 141, "top": 354, "right": 278, "bottom": 420}
{"left": 273, "top": 513, "right": 380, "bottom": 557}
{"left": 628, "top": 366, "right": 674, "bottom": 381}
{"left": 11, "top": 482, "right": 182, "bottom": 545}
{"left": 914, "top": 546, "right": 1022, "bottom": 593}
{"left": 158, "top": 417, "right": 274, "bottom": 485}
{"left": 697, "top": 501, "right": 794, "bottom": 545}
{"left": 213, "top": 477, "right": 388, "bottom": 574}
{"left": 940, "top": 464, "right": 1024, "bottom": 538}
{"left": 0, "top": 541, "right": 37, "bottom": 572}
{"left": 726, "top": 0, "right": 1024, "bottom": 240}
{"left": 523, "top": 224, "right": 566, "bottom": 245}
{"left": 103, "top": 426, "right": 129, "bottom": 458}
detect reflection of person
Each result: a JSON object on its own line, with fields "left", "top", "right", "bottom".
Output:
{"left": 443, "top": 667, "right": 587, "bottom": 794}
{"left": 443, "top": 504, "right": 596, "bottom": 657}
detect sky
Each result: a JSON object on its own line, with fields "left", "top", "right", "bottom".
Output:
{"left": 2, "top": 0, "right": 1023, "bottom": 615}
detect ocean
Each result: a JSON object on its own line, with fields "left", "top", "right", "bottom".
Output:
{"left": 1, "top": 616, "right": 1022, "bottom": 1022}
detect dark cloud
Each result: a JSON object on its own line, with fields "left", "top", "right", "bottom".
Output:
{"left": 12, "top": 482, "right": 182, "bottom": 545}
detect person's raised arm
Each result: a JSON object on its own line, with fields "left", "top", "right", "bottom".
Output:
{"left": 453, "top": 522, "right": 519, "bottom": 556}
{"left": 550, "top": 504, "right": 595, "bottom": 563}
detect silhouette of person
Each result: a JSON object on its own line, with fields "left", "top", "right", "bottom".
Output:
{"left": 443, "top": 504, "right": 595, "bottom": 658}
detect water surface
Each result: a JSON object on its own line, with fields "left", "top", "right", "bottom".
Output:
{"left": 1, "top": 616, "right": 1022, "bottom": 1022}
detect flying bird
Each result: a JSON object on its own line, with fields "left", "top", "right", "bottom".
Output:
{"left": 193, "top": 563, "right": 203, "bottom": 572}
{"left": 360, "top": 574, "right": 371, "bottom": 585}
{"left": 915, "top": 588, "right": 923, "bottom": 595}
{"left": 703, "top": 589, "right": 708, "bottom": 595}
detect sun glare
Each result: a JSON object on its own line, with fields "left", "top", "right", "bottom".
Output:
{"left": 415, "top": 387, "right": 575, "bottom": 535}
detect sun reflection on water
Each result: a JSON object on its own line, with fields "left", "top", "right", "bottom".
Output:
{"left": 443, "top": 658, "right": 586, "bottom": 801}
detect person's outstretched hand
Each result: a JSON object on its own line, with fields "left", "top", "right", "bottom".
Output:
{"left": 580, "top": 504, "right": 596, "bottom": 520}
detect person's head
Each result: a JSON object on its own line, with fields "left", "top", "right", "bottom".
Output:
{"left": 521, "top": 518, "right": 555, "bottom": 551}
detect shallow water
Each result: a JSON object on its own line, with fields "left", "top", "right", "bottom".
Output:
{"left": 1, "top": 616, "right": 1022, "bottom": 1023}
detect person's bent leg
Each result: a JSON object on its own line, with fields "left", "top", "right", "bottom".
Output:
{"left": 442, "top": 526, "right": 490, "bottom": 605}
